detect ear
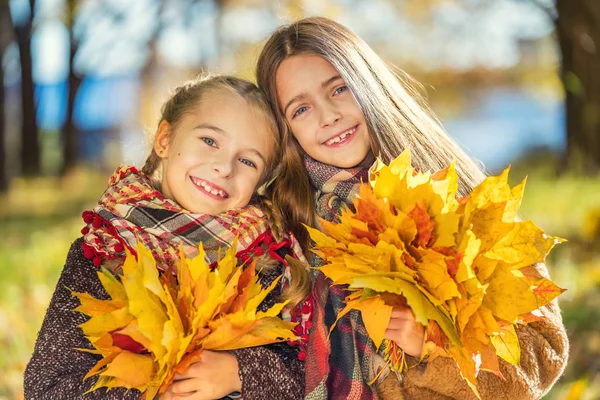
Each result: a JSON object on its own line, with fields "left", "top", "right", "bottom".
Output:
{"left": 154, "top": 121, "right": 173, "bottom": 159}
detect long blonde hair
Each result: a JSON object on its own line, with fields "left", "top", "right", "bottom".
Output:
{"left": 143, "top": 74, "right": 311, "bottom": 308}
{"left": 256, "top": 17, "right": 487, "bottom": 235}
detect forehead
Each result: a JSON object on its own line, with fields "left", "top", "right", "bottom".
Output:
{"left": 275, "top": 54, "right": 339, "bottom": 99}
{"left": 183, "top": 89, "right": 275, "bottom": 148}
{"left": 191, "top": 90, "right": 268, "bottom": 125}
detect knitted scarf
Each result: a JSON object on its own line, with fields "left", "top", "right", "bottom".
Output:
{"left": 81, "top": 166, "right": 305, "bottom": 273}
{"left": 303, "top": 155, "right": 379, "bottom": 400}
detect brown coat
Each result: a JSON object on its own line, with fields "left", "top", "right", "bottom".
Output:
{"left": 376, "top": 262, "right": 569, "bottom": 400}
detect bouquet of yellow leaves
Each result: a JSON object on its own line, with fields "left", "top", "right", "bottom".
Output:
{"left": 72, "top": 240, "right": 297, "bottom": 399}
{"left": 306, "top": 150, "right": 565, "bottom": 398}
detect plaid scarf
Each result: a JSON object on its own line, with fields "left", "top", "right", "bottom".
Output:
{"left": 304, "top": 156, "right": 369, "bottom": 223}
{"left": 81, "top": 166, "right": 305, "bottom": 272}
{"left": 304, "top": 156, "right": 380, "bottom": 400}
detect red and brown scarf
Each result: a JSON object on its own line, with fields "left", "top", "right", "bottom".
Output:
{"left": 80, "top": 166, "right": 305, "bottom": 273}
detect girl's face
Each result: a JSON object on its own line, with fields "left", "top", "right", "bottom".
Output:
{"left": 275, "top": 54, "right": 371, "bottom": 168}
{"left": 155, "top": 90, "right": 273, "bottom": 214}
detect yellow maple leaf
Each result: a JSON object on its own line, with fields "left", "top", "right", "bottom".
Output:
{"left": 490, "top": 323, "right": 520, "bottom": 366}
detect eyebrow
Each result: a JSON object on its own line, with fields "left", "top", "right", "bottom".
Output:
{"left": 282, "top": 75, "right": 343, "bottom": 116}
{"left": 193, "top": 123, "right": 267, "bottom": 164}
{"left": 193, "top": 123, "right": 227, "bottom": 134}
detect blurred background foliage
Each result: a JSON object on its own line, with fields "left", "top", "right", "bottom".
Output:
{"left": 0, "top": 0, "right": 599, "bottom": 399}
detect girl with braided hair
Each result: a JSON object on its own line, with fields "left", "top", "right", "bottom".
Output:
{"left": 25, "top": 74, "right": 312, "bottom": 400}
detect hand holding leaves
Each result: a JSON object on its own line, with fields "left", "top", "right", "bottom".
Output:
{"left": 307, "top": 150, "right": 565, "bottom": 398}
{"left": 72, "top": 240, "right": 297, "bottom": 399}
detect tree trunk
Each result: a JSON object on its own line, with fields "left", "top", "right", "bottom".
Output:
{"left": 0, "top": 1, "right": 12, "bottom": 192}
{"left": 13, "top": 0, "right": 40, "bottom": 176}
{"left": 556, "top": 0, "right": 600, "bottom": 174}
{"left": 61, "top": 0, "right": 82, "bottom": 175}
{"left": 61, "top": 35, "right": 81, "bottom": 175}
{"left": 0, "top": 55, "right": 6, "bottom": 192}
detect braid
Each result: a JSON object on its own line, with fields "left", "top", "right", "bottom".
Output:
{"left": 142, "top": 150, "right": 161, "bottom": 177}
{"left": 254, "top": 192, "right": 312, "bottom": 310}
{"left": 255, "top": 195, "right": 285, "bottom": 242}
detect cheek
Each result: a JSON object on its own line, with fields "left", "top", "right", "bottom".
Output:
{"left": 343, "top": 98, "right": 363, "bottom": 118}
{"left": 290, "top": 121, "right": 315, "bottom": 145}
{"left": 236, "top": 174, "right": 260, "bottom": 200}
{"left": 174, "top": 151, "right": 204, "bottom": 171}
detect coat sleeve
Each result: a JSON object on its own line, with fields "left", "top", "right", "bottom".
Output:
{"left": 24, "top": 238, "right": 142, "bottom": 400}
{"left": 231, "top": 343, "right": 304, "bottom": 400}
{"left": 391, "top": 262, "right": 569, "bottom": 400}
{"left": 229, "top": 254, "right": 305, "bottom": 400}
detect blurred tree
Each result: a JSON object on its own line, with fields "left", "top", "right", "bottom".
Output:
{"left": 525, "top": 0, "right": 600, "bottom": 173}
{"left": 62, "top": 0, "right": 150, "bottom": 175}
{"left": 61, "top": 0, "right": 81, "bottom": 175}
{"left": 215, "top": 0, "right": 226, "bottom": 61}
{"left": 137, "top": 0, "right": 167, "bottom": 141}
{"left": 11, "top": 0, "right": 40, "bottom": 176}
{"left": 554, "top": 0, "right": 600, "bottom": 174}
{"left": 0, "top": 0, "right": 11, "bottom": 192}
{"left": 140, "top": 0, "right": 166, "bottom": 78}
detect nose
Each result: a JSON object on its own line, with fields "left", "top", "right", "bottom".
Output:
{"left": 319, "top": 102, "right": 342, "bottom": 127}
{"left": 212, "top": 159, "right": 233, "bottom": 178}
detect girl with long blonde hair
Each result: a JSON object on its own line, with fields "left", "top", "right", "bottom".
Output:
{"left": 257, "top": 16, "right": 568, "bottom": 400}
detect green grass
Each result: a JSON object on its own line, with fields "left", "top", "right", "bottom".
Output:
{"left": 0, "top": 169, "right": 108, "bottom": 399}
{"left": 0, "top": 164, "right": 599, "bottom": 399}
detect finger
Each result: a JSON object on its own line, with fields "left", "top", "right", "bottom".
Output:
{"left": 383, "top": 329, "right": 404, "bottom": 346}
{"left": 169, "top": 378, "right": 200, "bottom": 395}
{"left": 174, "top": 361, "right": 204, "bottom": 380}
{"left": 170, "top": 393, "right": 197, "bottom": 399}
{"left": 158, "top": 392, "right": 173, "bottom": 400}
{"left": 171, "top": 390, "right": 211, "bottom": 400}
{"left": 390, "top": 308, "right": 414, "bottom": 319}
{"left": 387, "top": 318, "right": 411, "bottom": 330}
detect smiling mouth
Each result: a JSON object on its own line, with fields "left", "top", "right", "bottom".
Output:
{"left": 190, "top": 177, "right": 229, "bottom": 199}
{"left": 323, "top": 125, "right": 358, "bottom": 146}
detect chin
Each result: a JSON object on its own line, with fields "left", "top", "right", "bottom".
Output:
{"left": 186, "top": 203, "right": 223, "bottom": 215}
{"left": 331, "top": 155, "right": 369, "bottom": 169}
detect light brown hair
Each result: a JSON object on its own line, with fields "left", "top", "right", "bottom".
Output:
{"left": 143, "top": 74, "right": 311, "bottom": 308}
{"left": 256, "top": 17, "right": 487, "bottom": 238}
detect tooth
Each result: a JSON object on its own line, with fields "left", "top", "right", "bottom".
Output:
{"left": 210, "top": 189, "right": 218, "bottom": 195}
{"left": 218, "top": 190, "right": 225, "bottom": 197}
{"left": 205, "top": 185, "right": 213, "bottom": 191}
{"left": 334, "top": 137, "right": 341, "bottom": 143}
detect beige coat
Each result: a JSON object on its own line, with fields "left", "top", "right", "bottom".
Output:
{"left": 376, "top": 262, "right": 569, "bottom": 400}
